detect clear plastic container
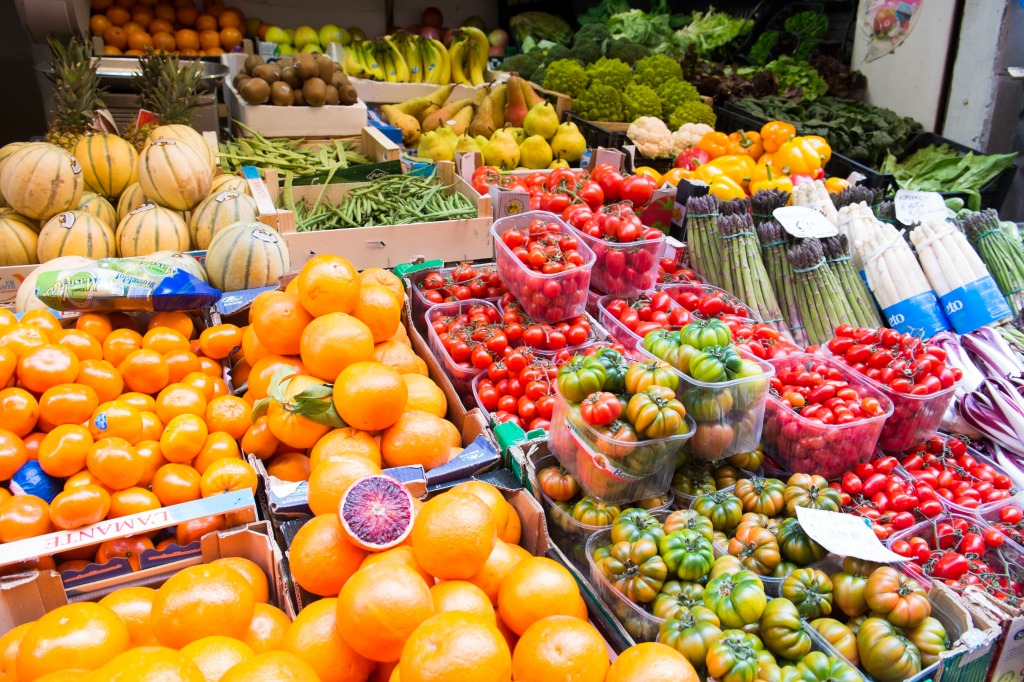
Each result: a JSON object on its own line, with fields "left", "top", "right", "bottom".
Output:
{"left": 491, "top": 211, "right": 596, "bottom": 323}
{"left": 424, "top": 299, "right": 503, "bottom": 401}
{"left": 586, "top": 526, "right": 666, "bottom": 642}
{"left": 586, "top": 287, "right": 605, "bottom": 318}
{"left": 570, "top": 225, "right": 663, "bottom": 297}
{"left": 761, "top": 354, "right": 894, "bottom": 479}
{"left": 597, "top": 294, "right": 686, "bottom": 352}
{"left": 497, "top": 301, "right": 602, "bottom": 360}
{"left": 408, "top": 262, "right": 505, "bottom": 327}
{"left": 657, "top": 282, "right": 761, "bottom": 322}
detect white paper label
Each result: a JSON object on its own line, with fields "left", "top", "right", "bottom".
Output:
{"left": 794, "top": 507, "right": 907, "bottom": 563}
{"left": 773, "top": 206, "right": 839, "bottom": 238}
{"left": 895, "top": 190, "right": 947, "bottom": 225}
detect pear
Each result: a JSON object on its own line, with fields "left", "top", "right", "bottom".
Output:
{"left": 523, "top": 102, "right": 559, "bottom": 141}
{"left": 504, "top": 74, "right": 528, "bottom": 127}
{"left": 521, "top": 80, "right": 545, "bottom": 111}
{"left": 417, "top": 84, "right": 456, "bottom": 122}
{"left": 421, "top": 97, "right": 475, "bottom": 132}
{"left": 417, "top": 129, "right": 456, "bottom": 162}
{"left": 475, "top": 135, "right": 491, "bottom": 151}
{"left": 519, "top": 135, "right": 553, "bottom": 170}
{"left": 488, "top": 84, "right": 508, "bottom": 130}
{"left": 483, "top": 129, "right": 520, "bottom": 170}
{"left": 379, "top": 105, "right": 422, "bottom": 146}
{"left": 549, "top": 159, "right": 570, "bottom": 169}
{"left": 550, "top": 121, "right": 587, "bottom": 163}
{"left": 455, "top": 134, "right": 482, "bottom": 155}
{"left": 504, "top": 127, "right": 527, "bottom": 145}
{"left": 469, "top": 95, "right": 496, "bottom": 138}
{"left": 387, "top": 95, "right": 434, "bottom": 119}
{"left": 448, "top": 106, "right": 474, "bottom": 136}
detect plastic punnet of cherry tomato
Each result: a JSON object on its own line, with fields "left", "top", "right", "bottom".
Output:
{"left": 551, "top": 340, "right": 631, "bottom": 368}
{"left": 898, "top": 434, "right": 1019, "bottom": 511}
{"left": 989, "top": 505, "right": 1024, "bottom": 546}
{"left": 657, "top": 257, "right": 700, "bottom": 285}
{"left": 825, "top": 326, "right": 961, "bottom": 396}
{"left": 498, "top": 297, "right": 595, "bottom": 354}
{"left": 474, "top": 349, "right": 556, "bottom": 432}
{"left": 834, "top": 456, "right": 944, "bottom": 540}
{"left": 427, "top": 301, "right": 508, "bottom": 374}
{"left": 660, "top": 283, "right": 758, "bottom": 324}
{"left": 414, "top": 262, "right": 507, "bottom": 307}
{"left": 732, "top": 322, "right": 803, "bottom": 360}
{"left": 600, "top": 292, "right": 691, "bottom": 346}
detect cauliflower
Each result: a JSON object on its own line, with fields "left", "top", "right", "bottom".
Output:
{"left": 542, "top": 59, "right": 588, "bottom": 98}
{"left": 667, "top": 100, "right": 717, "bottom": 130}
{"left": 627, "top": 117, "right": 674, "bottom": 158}
{"left": 633, "top": 54, "right": 683, "bottom": 90}
{"left": 656, "top": 79, "right": 701, "bottom": 119}
{"left": 585, "top": 57, "right": 633, "bottom": 90}
{"left": 671, "top": 122, "right": 714, "bottom": 155}
{"left": 623, "top": 83, "right": 662, "bottom": 120}
{"left": 574, "top": 84, "right": 624, "bottom": 122}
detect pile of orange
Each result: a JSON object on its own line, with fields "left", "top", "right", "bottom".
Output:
{"left": 90, "top": 0, "right": 247, "bottom": 57}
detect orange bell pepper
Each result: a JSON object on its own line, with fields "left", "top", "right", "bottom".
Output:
{"left": 824, "top": 177, "right": 850, "bottom": 194}
{"left": 696, "top": 131, "right": 731, "bottom": 160}
{"left": 662, "top": 168, "right": 693, "bottom": 187}
{"left": 774, "top": 137, "right": 826, "bottom": 176}
{"left": 727, "top": 131, "right": 764, "bottom": 159}
{"left": 761, "top": 120, "right": 796, "bottom": 153}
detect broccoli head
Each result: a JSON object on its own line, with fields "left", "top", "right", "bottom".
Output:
{"left": 575, "top": 23, "right": 611, "bottom": 46}
{"left": 633, "top": 54, "right": 683, "bottom": 89}
{"left": 585, "top": 57, "right": 633, "bottom": 90}
{"left": 544, "top": 44, "right": 572, "bottom": 64}
{"left": 604, "top": 37, "right": 650, "bottom": 65}
{"left": 657, "top": 79, "right": 701, "bottom": 119}
{"left": 499, "top": 52, "right": 541, "bottom": 75}
{"left": 574, "top": 83, "right": 624, "bottom": 122}
{"left": 531, "top": 64, "right": 548, "bottom": 84}
{"left": 542, "top": 59, "right": 589, "bottom": 98}
{"left": 623, "top": 83, "right": 662, "bottom": 121}
{"left": 667, "top": 100, "right": 716, "bottom": 130}
{"left": 570, "top": 40, "right": 604, "bottom": 65}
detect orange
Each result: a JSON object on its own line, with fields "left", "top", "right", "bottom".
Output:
{"left": 131, "top": 7, "right": 154, "bottom": 27}
{"left": 331, "top": 361, "right": 407, "bottom": 431}
{"left": 95, "top": 535, "right": 155, "bottom": 570}
{"left": 17, "top": 344, "right": 80, "bottom": 393}
{"left": 200, "top": 458, "right": 257, "bottom": 497}
{"left": 0, "top": 494, "right": 51, "bottom": 541}
{"left": 135, "top": 440, "right": 167, "bottom": 487}
{"left": 193, "top": 431, "right": 241, "bottom": 474}
{"left": 0, "top": 622, "right": 31, "bottom": 680}
{"left": 0, "top": 308, "right": 15, "bottom": 332}
{"left": 138, "top": 410, "right": 163, "bottom": 441}
{"left": 90, "top": 400, "right": 143, "bottom": 444}
{"left": 219, "top": 26, "right": 242, "bottom": 49}
{"left": 240, "top": 326, "right": 270, "bottom": 366}
{"left": 289, "top": 513, "right": 368, "bottom": 597}
{"left": 397, "top": 612, "right": 511, "bottom": 682}
{"left": 165, "top": 350, "right": 203, "bottom": 383}
{"left": 195, "top": 13, "right": 217, "bottom": 30}
{"left": 176, "top": 5, "right": 199, "bottom": 26}
{"left": 353, "top": 285, "right": 403, "bottom": 344}
{"left": 199, "top": 324, "right": 243, "bottom": 360}
{"left": 429, "top": 581, "right": 495, "bottom": 623}
{"left": 494, "top": 608, "right": 519, "bottom": 653}
{"left": 176, "top": 28, "right": 201, "bottom": 50}
{"left": 156, "top": 382, "right": 208, "bottom": 423}
{"left": 63, "top": 470, "right": 112, "bottom": 493}
{"left": 108, "top": 487, "right": 161, "bottom": 518}
{"left": 309, "top": 427, "right": 381, "bottom": 469}
{"left": 0, "top": 387, "right": 38, "bottom": 437}
{"left": 373, "top": 340, "right": 428, "bottom": 376}
{"left": 401, "top": 375, "right": 446, "bottom": 418}
{"left": 38, "top": 424, "right": 93, "bottom": 478}
{"left": 176, "top": 514, "right": 227, "bottom": 546}
{"left": 239, "top": 602, "right": 290, "bottom": 654}
{"left": 103, "top": 328, "right": 143, "bottom": 366}
{"left": 208, "top": 376, "right": 230, "bottom": 399}
{"left": 76, "top": 359, "right": 124, "bottom": 403}
{"left": 0, "top": 430, "right": 26, "bottom": 481}
{"left": 152, "top": 563, "right": 257, "bottom": 648}
{"left": 51, "top": 328, "right": 103, "bottom": 361}
{"left": 240, "top": 416, "right": 279, "bottom": 460}
{"left": 126, "top": 30, "right": 153, "bottom": 50}
{"left": 307, "top": 454, "right": 382, "bottom": 517}
{"left": 148, "top": 18, "right": 174, "bottom": 35}
{"left": 152, "top": 31, "right": 176, "bottom": 50}
{"left": 0, "top": 347, "right": 15, "bottom": 387}
{"left": 605, "top": 642, "right": 700, "bottom": 682}
{"left": 232, "top": 358, "right": 251, "bottom": 387}
{"left": 106, "top": 4, "right": 131, "bottom": 24}
{"left": 300, "top": 312, "right": 374, "bottom": 382}
{"left": 22, "top": 432, "right": 43, "bottom": 461}
{"left": 218, "top": 7, "right": 243, "bottom": 28}
{"left": 20, "top": 310, "right": 61, "bottom": 337}
{"left": 251, "top": 292, "right": 313, "bottom": 356}
{"left": 385, "top": 323, "right": 411, "bottom": 348}
{"left": 92, "top": 645, "right": 208, "bottom": 681}
{"left": 160, "top": 413, "right": 208, "bottom": 463}
{"left": 120, "top": 391, "right": 157, "bottom": 413}
{"left": 91, "top": 13, "right": 113, "bottom": 36}
{"left": 0, "top": 325, "right": 48, "bottom": 358}
{"left": 466, "top": 540, "right": 528, "bottom": 605}
{"left": 511, "top": 616, "right": 609, "bottom": 682}
{"left": 181, "top": 636, "right": 255, "bottom": 681}
{"left": 77, "top": 312, "right": 114, "bottom": 343}
{"left": 336, "top": 562, "right": 433, "bottom": 663}
{"left": 359, "top": 545, "right": 433, "bottom": 585}
{"left": 16, "top": 602, "right": 130, "bottom": 680}
{"left": 450, "top": 481, "right": 521, "bottom": 545}
{"left": 296, "top": 254, "right": 361, "bottom": 317}
{"left": 266, "top": 452, "right": 310, "bottom": 482}
{"left": 411, "top": 492, "right": 495, "bottom": 581}
{"left": 210, "top": 556, "right": 269, "bottom": 604}
{"left": 359, "top": 268, "right": 405, "bottom": 299}
{"left": 380, "top": 411, "right": 456, "bottom": 471}
{"left": 149, "top": 311, "right": 194, "bottom": 339}
{"left": 266, "top": 374, "right": 331, "bottom": 449}
{"left": 151, "top": 463, "right": 202, "bottom": 506}
{"left": 246, "top": 354, "right": 305, "bottom": 400}
{"left": 497, "top": 557, "right": 587, "bottom": 636}
{"left": 143, "top": 326, "right": 190, "bottom": 355}
{"left": 49, "top": 484, "right": 111, "bottom": 529}
{"left": 119, "top": 348, "right": 170, "bottom": 394}
{"left": 283, "top": 597, "right": 374, "bottom": 682}
{"left": 38, "top": 384, "right": 99, "bottom": 430}
{"left": 221, "top": 651, "right": 320, "bottom": 682}
{"left": 199, "top": 28, "right": 221, "bottom": 49}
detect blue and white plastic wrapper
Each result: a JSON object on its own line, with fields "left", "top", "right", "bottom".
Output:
{"left": 10, "top": 461, "right": 63, "bottom": 503}
{"left": 938, "top": 276, "right": 1013, "bottom": 334}
{"left": 882, "top": 291, "right": 952, "bottom": 338}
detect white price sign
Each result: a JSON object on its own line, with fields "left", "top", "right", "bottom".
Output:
{"left": 794, "top": 507, "right": 907, "bottom": 563}
{"left": 895, "top": 190, "right": 947, "bottom": 225}
{"left": 773, "top": 206, "right": 839, "bottom": 239}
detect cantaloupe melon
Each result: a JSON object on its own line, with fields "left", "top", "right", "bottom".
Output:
{"left": 137, "top": 139, "right": 212, "bottom": 212}
{"left": 77, "top": 192, "right": 118, "bottom": 229}
{"left": 0, "top": 143, "right": 84, "bottom": 220}
{"left": 0, "top": 142, "right": 29, "bottom": 208}
{"left": 188, "top": 191, "right": 260, "bottom": 250}
{"left": 115, "top": 203, "right": 191, "bottom": 257}
{"left": 117, "top": 182, "right": 148, "bottom": 222}
{"left": 205, "top": 221, "right": 290, "bottom": 292}
{"left": 145, "top": 124, "right": 216, "bottom": 174}
{"left": 0, "top": 209, "right": 40, "bottom": 266}
{"left": 210, "top": 175, "right": 251, "bottom": 196}
{"left": 15, "top": 255, "right": 92, "bottom": 313}
{"left": 73, "top": 133, "right": 139, "bottom": 201}
{"left": 37, "top": 210, "right": 116, "bottom": 262}
{"left": 137, "top": 250, "right": 209, "bottom": 282}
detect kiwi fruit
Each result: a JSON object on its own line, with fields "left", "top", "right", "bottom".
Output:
{"left": 316, "top": 55, "right": 335, "bottom": 83}
{"left": 243, "top": 54, "right": 264, "bottom": 74}
{"left": 295, "top": 53, "right": 318, "bottom": 80}
{"left": 251, "top": 64, "right": 280, "bottom": 84}
{"left": 240, "top": 78, "right": 271, "bottom": 105}
{"left": 325, "top": 85, "right": 339, "bottom": 106}
{"left": 280, "top": 66, "right": 301, "bottom": 89}
{"left": 302, "top": 77, "right": 327, "bottom": 107}
{"left": 270, "top": 81, "right": 294, "bottom": 106}
{"left": 233, "top": 72, "right": 250, "bottom": 89}
{"left": 292, "top": 88, "right": 306, "bottom": 106}
{"left": 277, "top": 56, "right": 295, "bottom": 70}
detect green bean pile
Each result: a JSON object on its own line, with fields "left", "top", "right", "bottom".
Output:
{"left": 218, "top": 122, "right": 370, "bottom": 178}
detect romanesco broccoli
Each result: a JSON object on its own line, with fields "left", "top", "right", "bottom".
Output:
{"left": 623, "top": 83, "right": 662, "bottom": 120}
{"left": 585, "top": 57, "right": 633, "bottom": 90}
{"left": 604, "top": 38, "right": 650, "bottom": 64}
{"left": 574, "top": 84, "right": 624, "bottom": 122}
{"left": 633, "top": 54, "right": 683, "bottom": 90}
{"left": 667, "top": 100, "right": 716, "bottom": 130}
{"left": 542, "top": 59, "right": 589, "bottom": 98}
{"left": 657, "top": 79, "right": 701, "bottom": 120}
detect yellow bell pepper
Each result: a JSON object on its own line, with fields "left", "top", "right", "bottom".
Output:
{"left": 749, "top": 161, "right": 793, "bottom": 195}
{"left": 705, "top": 175, "right": 747, "bottom": 201}
{"left": 634, "top": 166, "right": 663, "bottom": 185}
{"left": 693, "top": 155, "right": 755, "bottom": 189}
{"left": 761, "top": 120, "right": 796, "bottom": 153}
{"left": 661, "top": 168, "right": 693, "bottom": 187}
{"left": 696, "top": 131, "right": 731, "bottom": 159}
{"left": 824, "top": 177, "right": 850, "bottom": 194}
{"left": 775, "top": 137, "right": 827, "bottom": 176}
{"left": 802, "top": 136, "right": 832, "bottom": 165}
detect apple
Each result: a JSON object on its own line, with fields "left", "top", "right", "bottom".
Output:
{"left": 294, "top": 26, "right": 319, "bottom": 49}
{"left": 442, "top": 28, "right": 454, "bottom": 46}
{"left": 284, "top": 28, "right": 296, "bottom": 42}
{"left": 488, "top": 28, "right": 508, "bottom": 48}
{"left": 264, "top": 26, "right": 290, "bottom": 45}
{"left": 422, "top": 7, "right": 443, "bottom": 28}
{"left": 277, "top": 44, "right": 295, "bottom": 55}
{"left": 319, "top": 23, "right": 348, "bottom": 46}
{"left": 463, "top": 16, "right": 486, "bottom": 30}
{"left": 349, "top": 26, "right": 367, "bottom": 42}
{"left": 418, "top": 26, "right": 441, "bottom": 40}
{"left": 301, "top": 43, "right": 322, "bottom": 53}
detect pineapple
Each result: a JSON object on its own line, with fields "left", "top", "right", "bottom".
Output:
{"left": 129, "top": 51, "right": 204, "bottom": 150}
{"left": 44, "top": 37, "right": 106, "bottom": 150}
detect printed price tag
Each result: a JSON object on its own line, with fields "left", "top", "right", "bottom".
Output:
{"left": 895, "top": 190, "right": 947, "bottom": 225}
{"left": 795, "top": 507, "right": 907, "bottom": 563}
{"left": 773, "top": 206, "right": 838, "bottom": 239}
{"left": 242, "top": 166, "right": 277, "bottom": 216}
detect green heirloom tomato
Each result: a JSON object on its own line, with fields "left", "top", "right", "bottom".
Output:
{"left": 847, "top": 614, "right": 867, "bottom": 636}
{"left": 537, "top": 466, "right": 579, "bottom": 502}
{"left": 758, "top": 663, "right": 803, "bottom": 682}
{"left": 738, "top": 513, "right": 780, "bottom": 537}
{"left": 795, "top": 652, "right": 862, "bottom": 682}
{"left": 832, "top": 571, "right": 869, "bottom": 618}
{"left": 727, "top": 446, "right": 764, "bottom": 471}
{"left": 657, "top": 604, "right": 724, "bottom": 669}
{"left": 775, "top": 518, "right": 826, "bottom": 566}
{"left": 610, "top": 508, "right": 665, "bottom": 545}
{"left": 571, "top": 497, "right": 621, "bottom": 526}
{"left": 681, "top": 318, "right": 733, "bottom": 349}
{"left": 706, "top": 629, "right": 768, "bottom": 682}
{"left": 770, "top": 561, "right": 799, "bottom": 579}
{"left": 556, "top": 356, "right": 607, "bottom": 402}
{"left": 671, "top": 465, "right": 717, "bottom": 498}
{"left": 689, "top": 345, "right": 743, "bottom": 383}
{"left": 783, "top": 473, "right": 842, "bottom": 516}
{"left": 597, "top": 538, "right": 667, "bottom": 603}
{"left": 643, "top": 329, "right": 697, "bottom": 373}
{"left": 727, "top": 525, "right": 781, "bottom": 575}
{"left": 865, "top": 566, "right": 930, "bottom": 629}
{"left": 712, "top": 464, "right": 744, "bottom": 489}
{"left": 735, "top": 477, "right": 787, "bottom": 517}
{"left": 653, "top": 580, "right": 706, "bottom": 619}
{"left": 857, "top": 617, "right": 923, "bottom": 682}
{"left": 664, "top": 509, "right": 715, "bottom": 542}
{"left": 625, "top": 386, "right": 687, "bottom": 439}
{"left": 760, "top": 598, "right": 812, "bottom": 660}
{"left": 781, "top": 568, "right": 834, "bottom": 619}
{"left": 593, "top": 347, "right": 629, "bottom": 393}
{"left": 624, "top": 359, "right": 679, "bottom": 394}
{"left": 843, "top": 556, "right": 884, "bottom": 577}
{"left": 661, "top": 529, "right": 715, "bottom": 581}
{"left": 686, "top": 389, "right": 735, "bottom": 422}
{"left": 703, "top": 570, "right": 767, "bottom": 629}
{"left": 810, "top": 618, "right": 858, "bottom": 665}
{"left": 710, "top": 555, "right": 746, "bottom": 580}
{"left": 693, "top": 491, "right": 744, "bottom": 531}
{"left": 906, "top": 616, "right": 949, "bottom": 667}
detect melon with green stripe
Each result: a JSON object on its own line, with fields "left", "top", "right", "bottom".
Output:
{"left": 210, "top": 175, "right": 250, "bottom": 196}
{"left": 145, "top": 124, "right": 217, "bottom": 174}
{"left": 189, "top": 191, "right": 259, "bottom": 250}
{"left": 138, "top": 250, "right": 209, "bottom": 282}
{"left": 0, "top": 209, "right": 40, "bottom": 266}
{"left": 116, "top": 203, "right": 191, "bottom": 257}
{"left": 73, "top": 133, "right": 138, "bottom": 201}
{"left": 137, "top": 138, "right": 211, "bottom": 212}
{"left": 76, "top": 192, "right": 117, "bottom": 230}
{"left": 0, "top": 142, "right": 83, "bottom": 220}
{"left": 15, "top": 255, "right": 93, "bottom": 313}
{"left": 205, "top": 221, "right": 290, "bottom": 292}
{"left": 0, "top": 142, "right": 29, "bottom": 208}
{"left": 38, "top": 210, "right": 116, "bottom": 262}
{"left": 117, "top": 182, "right": 189, "bottom": 225}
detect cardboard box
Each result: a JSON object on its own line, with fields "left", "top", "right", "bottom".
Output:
{"left": 253, "top": 127, "right": 403, "bottom": 187}
{"left": 224, "top": 83, "right": 369, "bottom": 139}
{"left": 958, "top": 586, "right": 1024, "bottom": 682}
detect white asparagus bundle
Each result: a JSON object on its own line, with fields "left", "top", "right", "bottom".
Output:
{"left": 836, "top": 202, "right": 880, "bottom": 271}
{"left": 859, "top": 221, "right": 933, "bottom": 309}
{"left": 792, "top": 180, "right": 839, "bottom": 226}
{"left": 909, "top": 220, "right": 991, "bottom": 297}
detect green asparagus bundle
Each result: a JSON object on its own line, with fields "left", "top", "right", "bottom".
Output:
{"left": 750, "top": 189, "right": 790, "bottom": 228}
{"left": 685, "top": 194, "right": 724, "bottom": 287}
{"left": 874, "top": 200, "right": 897, "bottom": 224}
{"left": 719, "top": 197, "right": 751, "bottom": 217}
{"left": 832, "top": 186, "right": 877, "bottom": 210}
{"left": 757, "top": 220, "right": 807, "bottom": 347}
{"left": 960, "top": 209, "right": 1024, "bottom": 312}
{"left": 997, "top": 324, "right": 1024, "bottom": 365}
{"left": 822, "top": 234, "right": 885, "bottom": 328}
{"left": 787, "top": 239, "right": 858, "bottom": 346}
{"left": 718, "top": 213, "right": 792, "bottom": 341}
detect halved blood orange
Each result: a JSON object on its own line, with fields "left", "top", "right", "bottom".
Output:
{"left": 338, "top": 475, "right": 415, "bottom": 551}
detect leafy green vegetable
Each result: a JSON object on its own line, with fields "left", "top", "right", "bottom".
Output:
{"left": 880, "top": 144, "right": 1018, "bottom": 210}
{"left": 607, "top": 9, "right": 675, "bottom": 48}
{"left": 672, "top": 8, "right": 752, "bottom": 56}
{"left": 748, "top": 32, "right": 778, "bottom": 65}
{"left": 784, "top": 11, "right": 829, "bottom": 40}
{"left": 510, "top": 12, "right": 574, "bottom": 46}
{"left": 578, "top": 0, "right": 631, "bottom": 26}
{"left": 759, "top": 56, "right": 828, "bottom": 101}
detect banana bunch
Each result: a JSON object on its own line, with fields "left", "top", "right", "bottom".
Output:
{"left": 342, "top": 27, "right": 488, "bottom": 85}
{"left": 448, "top": 27, "right": 489, "bottom": 87}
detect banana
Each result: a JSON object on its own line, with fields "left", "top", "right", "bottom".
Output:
{"left": 460, "top": 26, "right": 490, "bottom": 71}
{"left": 382, "top": 37, "right": 411, "bottom": 83}
{"left": 466, "top": 43, "right": 485, "bottom": 87}
{"left": 360, "top": 40, "right": 385, "bottom": 81}
{"left": 404, "top": 36, "right": 423, "bottom": 83}
{"left": 342, "top": 45, "right": 367, "bottom": 78}
{"left": 419, "top": 38, "right": 441, "bottom": 84}
{"left": 448, "top": 38, "right": 472, "bottom": 86}
{"left": 431, "top": 39, "right": 451, "bottom": 84}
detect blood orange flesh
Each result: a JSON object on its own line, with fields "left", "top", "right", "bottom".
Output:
{"left": 339, "top": 474, "right": 415, "bottom": 551}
